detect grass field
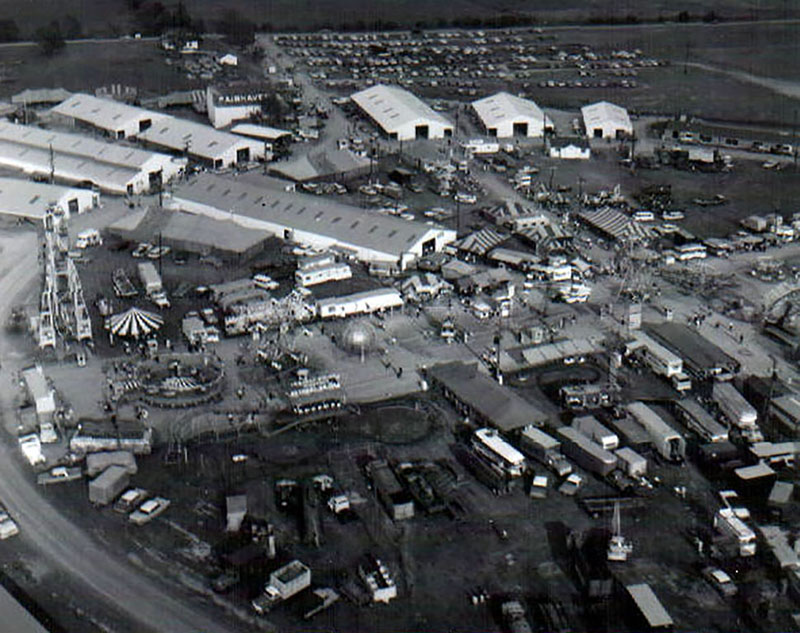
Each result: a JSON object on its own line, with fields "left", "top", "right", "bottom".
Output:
{"left": 546, "top": 20, "right": 800, "bottom": 82}
{"left": 0, "top": 40, "right": 198, "bottom": 99}
{"left": 0, "top": 0, "right": 796, "bottom": 38}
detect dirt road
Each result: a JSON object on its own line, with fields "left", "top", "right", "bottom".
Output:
{"left": 0, "top": 229, "right": 239, "bottom": 633}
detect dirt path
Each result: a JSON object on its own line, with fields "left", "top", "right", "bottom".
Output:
{"left": 686, "top": 61, "right": 800, "bottom": 100}
{"left": 0, "top": 228, "right": 239, "bottom": 633}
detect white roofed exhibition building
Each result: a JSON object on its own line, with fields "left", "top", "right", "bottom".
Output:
{"left": 471, "top": 92, "right": 552, "bottom": 138}
{"left": 51, "top": 93, "right": 168, "bottom": 139}
{"left": 581, "top": 101, "right": 633, "bottom": 139}
{"left": 351, "top": 84, "right": 453, "bottom": 141}
{"left": 0, "top": 178, "right": 97, "bottom": 220}
{"left": 166, "top": 173, "right": 456, "bottom": 269}
{"left": 0, "top": 122, "right": 185, "bottom": 195}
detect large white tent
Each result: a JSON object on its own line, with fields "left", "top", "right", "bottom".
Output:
{"left": 351, "top": 84, "right": 453, "bottom": 141}
{"left": 471, "top": 92, "right": 552, "bottom": 138}
{"left": 108, "top": 306, "right": 164, "bottom": 338}
{"left": 581, "top": 101, "right": 633, "bottom": 139}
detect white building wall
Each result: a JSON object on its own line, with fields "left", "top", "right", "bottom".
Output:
{"left": 391, "top": 118, "right": 452, "bottom": 141}
{"left": 140, "top": 155, "right": 186, "bottom": 183}
{"left": 493, "top": 117, "right": 547, "bottom": 138}
{"left": 55, "top": 189, "right": 97, "bottom": 217}
{"left": 209, "top": 103, "right": 262, "bottom": 129}
{"left": 167, "top": 195, "right": 454, "bottom": 268}
{"left": 550, "top": 145, "right": 591, "bottom": 160}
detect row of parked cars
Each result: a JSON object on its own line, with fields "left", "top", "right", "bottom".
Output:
{"left": 114, "top": 488, "right": 171, "bottom": 526}
{"left": 132, "top": 242, "right": 172, "bottom": 260}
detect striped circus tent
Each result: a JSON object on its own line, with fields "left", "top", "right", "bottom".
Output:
{"left": 108, "top": 306, "right": 164, "bottom": 338}
{"left": 578, "top": 207, "right": 650, "bottom": 242}
{"left": 454, "top": 227, "right": 508, "bottom": 257}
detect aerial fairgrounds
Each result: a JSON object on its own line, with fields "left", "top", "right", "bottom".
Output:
{"left": 3, "top": 23, "right": 800, "bottom": 633}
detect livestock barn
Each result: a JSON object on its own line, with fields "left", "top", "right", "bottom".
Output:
{"left": 351, "top": 84, "right": 453, "bottom": 141}
{"left": 471, "top": 92, "right": 552, "bottom": 138}
{"left": 581, "top": 101, "right": 633, "bottom": 139}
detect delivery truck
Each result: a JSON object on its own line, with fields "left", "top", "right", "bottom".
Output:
{"left": 88, "top": 465, "right": 130, "bottom": 506}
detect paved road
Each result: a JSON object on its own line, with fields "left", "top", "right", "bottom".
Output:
{"left": 0, "top": 229, "right": 239, "bottom": 633}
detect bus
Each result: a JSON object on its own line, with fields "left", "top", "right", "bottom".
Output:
{"left": 674, "top": 398, "right": 729, "bottom": 443}
{"left": 472, "top": 428, "right": 526, "bottom": 478}
{"left": 629, "top": 331, "right": 683, "bottom": 378}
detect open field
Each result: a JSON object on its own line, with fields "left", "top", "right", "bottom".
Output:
{"left": 0, "top": 40, "right": 199, "bottom": 99}
{"left": 543, "top": 20, "right": 800, "bottom": 83}
{"left": 0, "top": 0, "right": 797, "bottom": 38}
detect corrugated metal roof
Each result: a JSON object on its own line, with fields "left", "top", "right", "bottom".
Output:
{"left": 0, "top": 178, "right": 84, "bottom": 219}
{"left": 0, "top": 138, "right": 138, "bottom": 189}
{"left": 428, "top": 361, "right": 545, "bottom": 431}
{"left": 0, "top": 122, "right": 161, "bottom": 169}
{"left": 351, "top": 84, "right": 452, "bottom": 133}
{"left": 52, "top": 93, "right": 166, "bottom": 133}
{"left": 138, "top": 117, "right": 261, "bottom": 161}
{"left": 231, "top": 123, "right": 292, "bottom": 141}
{"left": 170, "top": 174, "right": 451, "bottom": 258}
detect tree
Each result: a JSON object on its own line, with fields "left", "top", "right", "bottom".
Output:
{"left": 35, "top": 21, "right": 66, "bottom": 56}
{"left": 0, "top": 19, "right": 19, "bottom": 42}
{"left": 62, "top": 15, "right": 82, "bottom": 39}
{"left": 217, "top": 9, "right": 256, "bottom": 47}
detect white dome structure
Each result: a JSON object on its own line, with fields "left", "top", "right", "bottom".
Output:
{"left": 340, "top": 320, "right": 378, "bottom": 356}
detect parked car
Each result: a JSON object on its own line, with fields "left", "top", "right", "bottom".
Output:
{"left": 702, "top": 567, "right": 737, "bottom": 597}
{"left": 132, "top": 242, "right": 151, "bottom": 258}
{"left": 130, "top": 496, "right": 170, "bottom": 525}
{"left": 558, "top": 473, "right": 584, "bottom": 496}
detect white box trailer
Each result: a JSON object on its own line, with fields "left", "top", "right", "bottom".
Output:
{"left": 614, "top": 446, "right": 647, "bottom": 477}
{"left": 518, "top": 425, "right": 572, "bottom": 477}
{"left": 629, "top": 331, "right": 683, "bottom": 378}
{"left": 88, "top": 465, "right": 130, "bottom": 506}
{"left": 714, "top": 507, "right": 756, "bottom": 557}
{"left": 556, "top": 426, "right": 617, "bottom": 477}
{"left": 86, "top": 451, "right": 138, "bottom": 477}
{"left": 472, "top": 428, "right": 526, "bottom": 478}
{"left": 712, "top": 382, "right": 758, "bottom": 428}
{"left": 675, "top": 398, "right": 728, "bottom": 443}
{"left": 137, "top": 261, "right": 162, "bottom": 295}
{"left": 573, "top": 415, "right": 619, "bottom": 451}
{"left": 627, "top": 402, "right": 686, "bottom": 462}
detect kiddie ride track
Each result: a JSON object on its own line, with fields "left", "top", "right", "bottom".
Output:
{"left": 109, "top": 353, "right": 225, "bottom": 408}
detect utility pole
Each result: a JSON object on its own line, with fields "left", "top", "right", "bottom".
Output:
{"left": 684, "top": 41, "right": 690, "bottom": 75}
{"left": 793, "top": 109, "right": 798, "bottom": 170}
{"left": 49, "top": 143, "right": 55, "bottom": 184}
{"left": 158, "top": 232, "right": 163, "bottom": 279}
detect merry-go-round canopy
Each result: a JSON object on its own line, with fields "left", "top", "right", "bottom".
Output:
{"left": 108, "top": 306, "right": 164, "bottom": 338}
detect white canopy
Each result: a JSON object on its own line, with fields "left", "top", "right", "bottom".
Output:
{"left": 108, "top": 306, "right": 164, "bottom": 338}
